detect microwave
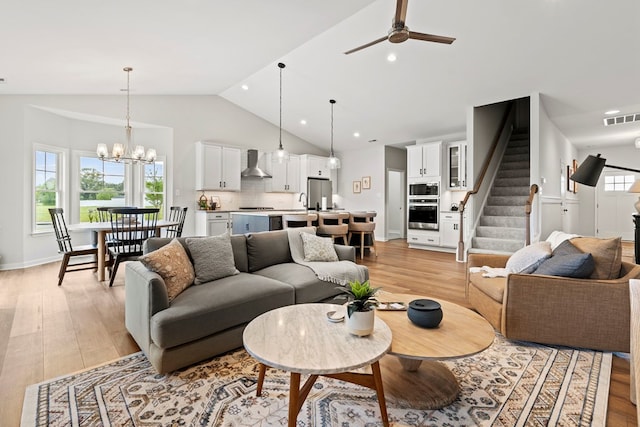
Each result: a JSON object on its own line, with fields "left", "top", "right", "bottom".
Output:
{"left": 409, "top": 182, "right": 439, "bottom": 197}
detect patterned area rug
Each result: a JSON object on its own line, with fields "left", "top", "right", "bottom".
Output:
{"left": 22, "top": 334, "right": 610, "bottom": 426}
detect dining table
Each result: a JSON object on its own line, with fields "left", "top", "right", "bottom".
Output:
{"left": 69, "top": 220, "right": 180, "bottom": 281}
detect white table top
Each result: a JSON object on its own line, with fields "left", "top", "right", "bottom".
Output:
{"left": 243, "top": 303, "right": 391, "bottom": 375}
{"left": 69, "top": 220, "right": 179, "bottom": 231}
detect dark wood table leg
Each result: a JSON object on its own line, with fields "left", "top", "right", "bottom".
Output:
{"left": 371, "top": 361, "right": 390, "bottom": 427}
{"left": 288, "top": 372, "right": 301, "bottom": 427}
{"left": 256, "top": 363, "right": 267, "bottom": 396}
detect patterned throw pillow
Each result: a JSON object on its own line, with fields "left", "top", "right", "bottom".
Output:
{"left": 186, "top": 233, "right": 239, "bottom": 284}
{"left": 139, "top": 238, "right": 195, "bottom": 302}
{"left": 300, "top": 232, "right": 339, "bottom": 262}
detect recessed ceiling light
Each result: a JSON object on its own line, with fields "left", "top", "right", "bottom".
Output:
{"left": 605, "top": 109, "right": 620, "bottom": 115}
{"left": 353, "top": 132, "right": 360, "bottom": 138}
{"left": 300, "top": 119, "right": 307, "bottom": 125}
{"left": 241, "top": 84, "right": 249, "bottom": 91}
{"left": 387, "top": 53, "right": 397, "bottom": 62}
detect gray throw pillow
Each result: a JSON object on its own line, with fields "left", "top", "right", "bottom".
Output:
{"left": 533, "top": 253, "right": 595, "bottom": 278}
{"left": 186, "top": 233, "right": 239, "bottom": 284}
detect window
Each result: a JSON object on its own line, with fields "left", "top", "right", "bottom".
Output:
{"left": 79, "top": 156, "right": 127, "bottom": 222}
{"left": 603, "top": 174, "right": 635, "bottom": 192}
{"left": 142, "top": 161, "right": 165, "bottom": 219}
{"left": 33, "top": 145, "right": 65, "bottom": 232}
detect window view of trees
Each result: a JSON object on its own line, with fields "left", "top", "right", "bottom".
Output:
{"left": 144, "top": 161, "right": 164, "bottom": 219}
{"left": 34, "top": 150, "right": 59, "bottom": 230}
{"left": 79, "top": 157, "right": 126, "bottom": 222}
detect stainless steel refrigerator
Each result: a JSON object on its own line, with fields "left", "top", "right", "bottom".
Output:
{"left": 307, "top": 178, "right": 332, "bottom": 210}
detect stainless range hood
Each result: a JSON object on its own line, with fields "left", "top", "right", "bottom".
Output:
{"left": 241, "top": 149, "right": 271, "bottom": 178}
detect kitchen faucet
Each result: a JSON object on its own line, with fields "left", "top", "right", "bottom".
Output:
{"left": 298, "top": 192, "right": 307, "bottom": 208}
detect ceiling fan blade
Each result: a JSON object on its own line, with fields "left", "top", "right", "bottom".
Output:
{"left": 394, "top": 0, "right": 408, "bottom": 24}
{"left": 344, "top": 35, "right": 388, "bottom": 55}
{"left": 408, "top": 31, "right": 456, "bottom": 44}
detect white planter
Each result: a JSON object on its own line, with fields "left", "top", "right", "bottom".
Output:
{"left": 345, "top": 309, "right": 375, "bottom": 336}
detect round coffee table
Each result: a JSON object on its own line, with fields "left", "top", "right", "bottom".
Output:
{"left": 374, "top": 292, "right": 495, "bottom": 409}
{"left": 243, "top": 303, "right": 393, "bottom": 427}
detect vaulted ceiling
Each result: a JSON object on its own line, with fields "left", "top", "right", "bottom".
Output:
{"left": 1, "top": 0, "right": 639, "bottom": 152}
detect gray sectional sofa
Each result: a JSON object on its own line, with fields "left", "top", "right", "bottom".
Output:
{"left": 125, "top": 229, "right": 367, "bottom": 373}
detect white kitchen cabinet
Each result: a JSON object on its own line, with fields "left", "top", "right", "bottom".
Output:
{"left": 301, "top": 154, "right": 330, "bottom": 179}
{"left": 407, "top": 230, "right": 440, "bottom": 247}
{"left": 440, "top": 212, "right": 461, "bottom": 248}
{"left": 265, "top": 153, "right": 300, "bottom": 193}
{"left": 407, "top": 142, "right": 441, "bottom": 179}
{"left": 195, "top": 141, "right": 241, "bottom": 191}
{"left": 195, "top": 211, "right": 231, "bottom": 236}
{"left": 446, "top": 141, "right": 467, "bottom": 190}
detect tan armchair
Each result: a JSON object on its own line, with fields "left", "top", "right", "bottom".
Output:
{"left": 467, "top": 252, "right": 640, "bottom": 353}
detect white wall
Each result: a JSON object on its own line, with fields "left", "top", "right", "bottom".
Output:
{"left": 0, "top": 94, "right": 327, "bottom": 269}
{"left": 335, "top": 146, "right": 387, "bottom": 240}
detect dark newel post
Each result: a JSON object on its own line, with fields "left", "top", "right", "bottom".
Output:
{"left": 634, "top": 214, "right": 640, "bottom": 264}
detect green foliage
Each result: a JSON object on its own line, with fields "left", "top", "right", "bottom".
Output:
{"left": 96, "top": 188, "right": 116, "bottom": 200}
{"left": 145, "top": 177, "right": 164, "bottom": 209}
{"left": 337, "top": 280, "right": 380, "bottom": 317}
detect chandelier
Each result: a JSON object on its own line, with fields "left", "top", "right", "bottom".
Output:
{"left": 327, "top": 99, "right": 341, "bottom": 169}
{"left": 272, "top": 62, "right": 290, "bottom": 163}
{"left": 96, "top": 67, "right": 156, "bottom": 164}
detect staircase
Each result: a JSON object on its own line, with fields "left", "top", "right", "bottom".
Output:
{"left": 471, "top": 131, "right": 530, "bottom": 254}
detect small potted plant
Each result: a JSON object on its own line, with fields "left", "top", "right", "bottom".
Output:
{"left": 338, "top": 280, "right": 380, "bottom": 336}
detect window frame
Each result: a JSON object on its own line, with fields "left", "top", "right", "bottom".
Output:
{"left": 32, "top": 143, "right": 67, "bottom": 234}
{"left": 139, "top": 157, "right": 167, "bottom": 218}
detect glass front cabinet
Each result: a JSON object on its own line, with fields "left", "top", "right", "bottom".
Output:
{"left": 447, "top": 141, "right": 467, "bottom": 190}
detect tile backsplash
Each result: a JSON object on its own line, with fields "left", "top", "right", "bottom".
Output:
{"left": 196, "top": 179, "right": 298, "bottom": 211}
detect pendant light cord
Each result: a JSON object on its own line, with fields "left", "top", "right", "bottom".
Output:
{"left": 330, "top": 99, "right": 336, "bottom": 156}
{"left": 124, "top": 67, "right": 132, "bottom": 145}
{"left": 278, "top": 63, "right": 285, "bottom": 150}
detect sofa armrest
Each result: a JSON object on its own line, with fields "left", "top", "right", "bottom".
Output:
{"left": 334, "top": 244, "right": 356, "bottom": 262}
{"left": 502, "top": 272, "right": 633, "bottom": 352}
{"left": 125, "top": 261, "right": 171, "bottom": 354}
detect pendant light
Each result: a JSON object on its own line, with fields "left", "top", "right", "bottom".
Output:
{"left": 272, "top": 62, "right": 290, "bottom": 163}
{"left": 96, "top": 67, "right": 156, "bottom": 164}
{"left": 327, "top": 99, "right": 341, "bottom": 169}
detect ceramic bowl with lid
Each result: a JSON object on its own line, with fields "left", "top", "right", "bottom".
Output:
{"left": 407, "top": 299, "right": 443, "bottom": 328}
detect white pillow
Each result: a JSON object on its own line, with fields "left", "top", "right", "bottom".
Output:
{"left": 300, "top": 232, "right": 339, "bottom": 262}
{"left": 506, "top": 241, "right": 552, "bottom": 274}
{"left": 545, "top": 230, "right": 580, "bottom": 251}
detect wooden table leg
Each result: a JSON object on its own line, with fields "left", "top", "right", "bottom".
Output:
{"left": 371, "top": 361, "right": 390, "bottom": 427}
{"left": 256, "top": 363, "right": 267, "bottom": 396}
{"left": 288, "top": 372, "right": 301, "bottom": 427}
{"left": 97, "top": 230, "right": 106, "bottom": 281}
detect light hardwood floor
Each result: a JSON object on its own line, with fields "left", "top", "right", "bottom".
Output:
{"left": 0, "top": 240, "right": 637, "bottom": 426}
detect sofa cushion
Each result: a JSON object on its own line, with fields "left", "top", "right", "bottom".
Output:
{"left": 186, "top": 234, "right": 239, "bottom": 284}
{"left": 150, "top": 272, "right": 294, "bottom": 349}
{"left": 139, "top": 238, "right": 195, "bottom": 302}
{"left": 254, "top": 263, "right": 345, "bottom": 303}
{"left": 468, "top": 272, "right": 506, "bottom": 303}
{"left": 552, "top": 239, "right": 583, "bottom": 256}
{"left": 505, "top": 241, "right": 552, "bottom": 273}
{"left": 300, "top": 232, "right": 339, "bottom": 262}
{"left": 570, "top": 236, "right": 622, "bottom": 280}
{"left": 246, "top": 229, "right": 292, "bottom": 272}
{"left": 533, "top": 253, "right": 595, "bottom": 278}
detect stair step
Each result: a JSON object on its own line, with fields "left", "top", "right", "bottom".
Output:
{"left": 508, "top": 138, "right": 530, "bottom": 147}
{"left": 504, "top": 146, "right": 530, "bottom": 155}
{"left": 476, "top": 226, "right": 526, "bottom": 240}
{"left": 497, "top": 168, "right": 530, "bottom": 178}
{"left": 491, "top": 186, "right": 530, "bottom": 196}
{"left": 484, "top": 205, "right": 526, "bottom": 216}
{"left": 493, "top": 177, "right": 530, "bottom": 187}
{"left": 480, "top": 215, "right": 526, "bottom": 227}
{"left": 472, "top": 237, "right": 525, "bottom": 253}
{"left": 500, "top": 161, "right": 530, "bottom": 171}
{"left": 468, "top": 247, "right": 516, "bottom": 256}
{"left": 487, "top": 195, "right": 529, "bottom": 206}
{"left": 503, "top": 153, "right": 530, "bottom": 163}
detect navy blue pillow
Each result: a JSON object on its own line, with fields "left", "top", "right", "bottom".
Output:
{"left": 533, "top": 253, "right": 595, "bottom": 278}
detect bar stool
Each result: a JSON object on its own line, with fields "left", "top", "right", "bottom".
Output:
{"left": 282, "top": 213, "right": 318, "bottom": 228}
{"left": 348, "top": 211, "right": 377, "bottom": 259}
{"left": 317, "top": 212, "right": 349, "bottom": 244}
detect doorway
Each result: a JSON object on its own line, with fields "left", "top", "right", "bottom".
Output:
{"left": 386, "top": 169, "right": 405, "bottom": 240}
{"left": 596, "top": 171, "right": 637, "bottom": 240}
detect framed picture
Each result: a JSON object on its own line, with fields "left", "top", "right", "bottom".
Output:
{"left": 362, "top": 176, "right": 371, "bottom": 189}
{"left": 353, "top": 180, "right": 361, "bottom": 193}
{"left": 572, "top": 159, "right": 578, "bottom": 193}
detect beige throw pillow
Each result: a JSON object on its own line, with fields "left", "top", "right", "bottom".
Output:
{"left": 570, "top": 236, "right": 622, "bottom": 280}
{"left": 300, "top": 232, "right": 339, "bottom": 262}
{"left": 139, "top": 238, "right": 195, "bottom": 302}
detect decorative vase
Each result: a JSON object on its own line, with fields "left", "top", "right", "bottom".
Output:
{"left": 407, "top": 299, "right": 443, "bottom": 328}
{"left": 345, "top": 308, "right": 375, "bottom": 336}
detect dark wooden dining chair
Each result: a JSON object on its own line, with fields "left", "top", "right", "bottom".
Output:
{"left": 107, "top": 207, "right": 159, "bottom": 287}
{"left": 48, "top": 208, "right": 98, "bottom": 286}
{"left": 165, "top": 206, "right": 188, "bottom": 238}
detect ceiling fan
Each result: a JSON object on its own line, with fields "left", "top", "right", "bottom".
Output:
{"left": 344, "top": 0, "right": 455, "bottom": 55}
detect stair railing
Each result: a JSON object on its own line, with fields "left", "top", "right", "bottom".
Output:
{"left": 525, "top": 184, "right": 539, "bottom": 245}
{"left": 458, "top": 102, "right": 516, "bottom": 261}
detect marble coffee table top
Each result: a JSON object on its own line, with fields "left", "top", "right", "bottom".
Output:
{"left": 243, "top": 303, "right": 392, "bottom": 375}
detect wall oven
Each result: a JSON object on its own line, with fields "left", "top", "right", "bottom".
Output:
{"left": 409, "top": 182, "right": 439, "bottom": 197}
{"left": 408, "top": 198, "right": 439, "bottom": 230}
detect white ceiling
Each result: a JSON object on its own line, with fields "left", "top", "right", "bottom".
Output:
{"left": 2, "top": 0, "right": 639, "bottom": 152}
